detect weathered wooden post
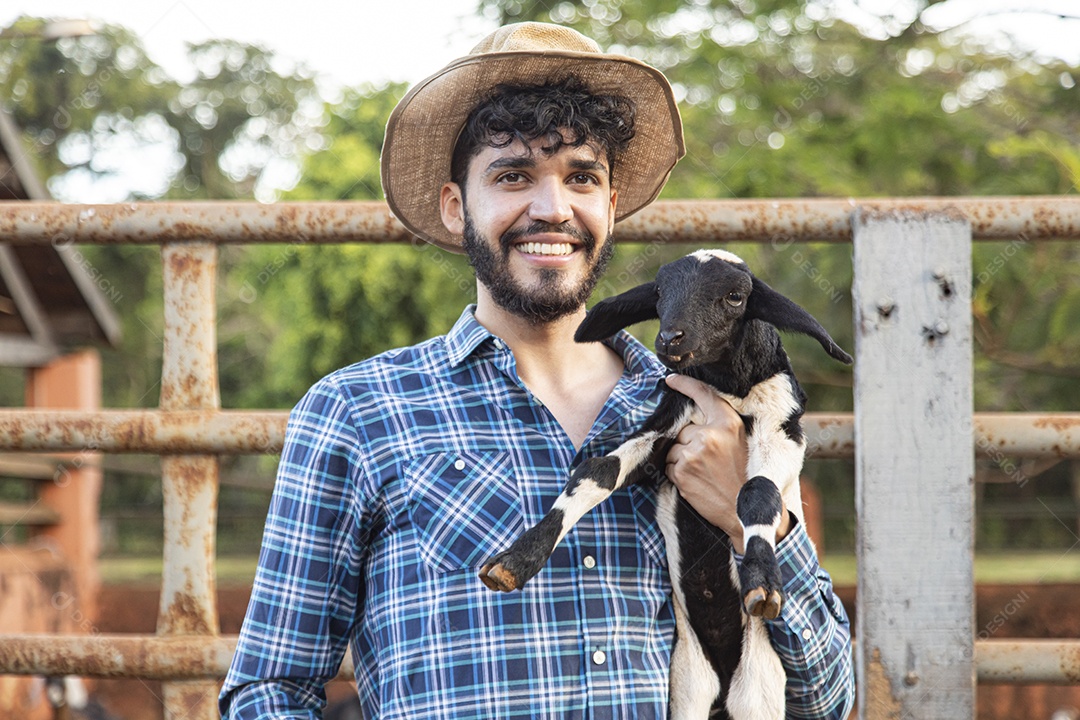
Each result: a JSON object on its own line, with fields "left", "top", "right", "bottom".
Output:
{"left": 852, "top": 209, "right": 975, "bottom": 718}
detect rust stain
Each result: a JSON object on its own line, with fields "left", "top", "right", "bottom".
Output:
{"left": 1063, "top": 645, "right": 1080, "bottom": 684}
{"left": 1032, "top": 415, "right": 1080, "bottom": 432}
{"left": 162, "top": 591, "right": 216, "bottom": 637}
{"left": 866, "top": 647, "right": 902, "bottom": 720}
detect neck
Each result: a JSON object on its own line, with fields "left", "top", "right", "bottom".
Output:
{"left": 474, "top": 284, "right": 620, "bottom": 390}
{"left": 474, "top": 284, "right": 626, "bottom": 450}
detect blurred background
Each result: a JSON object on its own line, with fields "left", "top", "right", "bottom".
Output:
{"left": 0, "top": 1, "right": 1077, "bottom": 717}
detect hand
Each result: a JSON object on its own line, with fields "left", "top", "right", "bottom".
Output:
{"left": 664, "top": 375, "right": 791, "bottom": 552}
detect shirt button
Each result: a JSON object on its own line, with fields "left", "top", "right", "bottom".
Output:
{"left": 592, "top": 650, "right": 607, "bottom": 666}
{"left": 583, "top": 555, "right": 597, "bottom": 569}
{"left": 801, "top": 628, "right": 812, "bottom": 641}
{"left": 453, "top": 459, "right": 466, "bottom": 471}
{"left": 493, "top": 339, "right": 505, "bottom": 349}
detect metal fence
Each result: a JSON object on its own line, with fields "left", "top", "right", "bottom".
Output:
{"left": 1, "top": 197, "right": 1079, "bottom": 719}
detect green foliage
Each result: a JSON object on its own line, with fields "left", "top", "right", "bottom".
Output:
{"left": 0, "top": 18, "right": 319, "bottom": 199}
{"left": 219, "top": 85, "right": 476, "bottom": 408}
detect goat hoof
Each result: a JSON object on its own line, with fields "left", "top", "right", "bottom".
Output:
{"left": 743, "top": 588, "right": 783, "bottom": 618}
{"left": 479, "top": 561, "right": 520, "bottom": 592}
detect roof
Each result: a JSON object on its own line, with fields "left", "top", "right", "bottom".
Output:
{"left": 0, "top": 106, "right": 121, "bottom": 366}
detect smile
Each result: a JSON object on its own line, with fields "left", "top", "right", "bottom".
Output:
{"left": 515, "top": 242, "right": 576, "bottom": 256}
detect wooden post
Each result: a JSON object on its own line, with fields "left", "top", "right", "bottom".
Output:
{"left": 852, "top": 209, "right": 974, "bottom": 718}
{"left": 25, "top": 348, "right": 103, "bottom": 626}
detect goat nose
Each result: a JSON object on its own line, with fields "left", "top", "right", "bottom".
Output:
{"left": 659, "top": 329, "right": 684, "bottom": 347}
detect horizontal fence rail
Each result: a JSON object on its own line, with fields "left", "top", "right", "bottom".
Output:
{"left": 1, "top": 197, "right": 1079, "bottom": 246}
{"left": 1, "top": 410, "right": 1079, "bottom": 458}
{"left": 1, "top": 634, "right": 1076, "bottom": 685}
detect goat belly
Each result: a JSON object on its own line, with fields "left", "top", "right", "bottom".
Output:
{"left": 673, "top": 499, "right": 744, "bottom": 716}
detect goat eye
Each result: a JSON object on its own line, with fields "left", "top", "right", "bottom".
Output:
{"left": 724, "top": 292, "right": 744, "bottom": 307}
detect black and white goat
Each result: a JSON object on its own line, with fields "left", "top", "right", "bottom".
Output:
{"left": 478, "top": 249, "right": 852, "bottom": 719}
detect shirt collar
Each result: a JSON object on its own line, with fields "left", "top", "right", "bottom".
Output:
{"left": 445, "top": 306, "right": 495, "bottom": 368}
{"left": 444, "top": 305, "right": 666, "bottom": 381}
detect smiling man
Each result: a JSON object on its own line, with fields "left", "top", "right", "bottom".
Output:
{"left": 220, "top": 22, "right": 853, "bottom": 720}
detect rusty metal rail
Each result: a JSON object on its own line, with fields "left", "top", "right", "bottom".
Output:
{"left": 2, "top": 410, "right": 1079, "bottom": 459}
{"left": 2, "top": 634, "right": 1075, "bottom": 685}
{"left": 1, "top": 199, "right": 1078, "bottom": 720}
{"left": 1, "top": 197, "right": 1079, "bottom": 246}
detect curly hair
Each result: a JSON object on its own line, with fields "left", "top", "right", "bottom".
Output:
{"left": 450, "top": 76, "right": 636, "bottom": 187}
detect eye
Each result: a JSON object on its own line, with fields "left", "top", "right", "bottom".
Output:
{"left": 496, "top": 171, "right": 527, "bottom": 184}
{"left": 724, "top": 291, "right": 744, "bottom": 307}
{"left": 569, "top": 172, "right": 599, "bottom": 186}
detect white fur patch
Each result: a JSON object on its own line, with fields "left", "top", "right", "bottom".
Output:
{"left": 551, "top": 478, "right": 613, "bottom": 546}
{"left": 712, "top": 373, "right": 807, "bottom": 523}
{"left": 692, "top": 248, "right": 746, "bottom": 266}
{"left": 726, "top": 616, "right": 786, "bottom": 720}
{"left": 658, "top": 484, "right": 723, "bottom": 719}
{"left": 742, "top": 522, "right": 780, "bottom": 550}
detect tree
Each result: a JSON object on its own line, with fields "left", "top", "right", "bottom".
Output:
{"left": 218, "top": 84, "right": 477, "bottom": 408}
{"left": 1, "top": 16, "right": 322, "bottom": 408}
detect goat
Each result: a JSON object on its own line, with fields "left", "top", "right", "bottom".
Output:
{"left": 478, "top": 249, "right": 853, "bottom": 719}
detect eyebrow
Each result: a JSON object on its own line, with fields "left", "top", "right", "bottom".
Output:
{"left": 567, "top": 158, "right": 610, "bottom": 176}
{"left": 482, "top": 156, "right": 610, "bottom": 177}
{"left": 483, "top": 156, "right": 536, "bottom": 175}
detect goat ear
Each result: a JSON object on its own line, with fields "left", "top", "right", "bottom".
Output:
{"left": 575, "top": 282, "right": 660, "bottom": 343}
{"left": 746, "top": 277, "right": 853, "bottom": 364}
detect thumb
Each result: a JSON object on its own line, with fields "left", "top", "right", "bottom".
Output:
{"left": 664, "top": 373, "right": 717, "bottom": 408}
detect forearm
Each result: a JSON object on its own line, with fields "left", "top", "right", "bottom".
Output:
{"left": 220, "top": 377, "right": 368, "bottom": 719}
{"left": 738, "top": 519, "right": 855, "bottom": 719}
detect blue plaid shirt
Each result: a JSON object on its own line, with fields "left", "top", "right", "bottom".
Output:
{"left": 220, "top": 306, "right": 854, "bottom": 719}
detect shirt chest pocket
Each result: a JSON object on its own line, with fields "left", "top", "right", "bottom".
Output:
{"left": 405, "top": 450, "right": 526, "bottom": 573}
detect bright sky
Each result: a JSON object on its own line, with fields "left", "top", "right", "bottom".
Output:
{"left": 0, "top": 0, "right": 498, "bottom": 90}
{"left": 3, "top": 0, "right": 1077, "bottom": 89}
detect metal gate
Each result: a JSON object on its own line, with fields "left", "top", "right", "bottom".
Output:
{"left": 1, "top": 197, "right": 1079, "bottom": 719}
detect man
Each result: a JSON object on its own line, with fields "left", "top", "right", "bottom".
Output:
{"left": 220, "top": 22, "right": 853, "bottom": 719}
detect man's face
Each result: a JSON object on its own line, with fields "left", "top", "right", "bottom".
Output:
{"left": 441, "top": 135, "right": 618, "bottom": 324}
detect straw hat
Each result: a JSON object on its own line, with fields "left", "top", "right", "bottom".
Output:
{"left": 380, "top": 22, "right": 685, "bottom": 253}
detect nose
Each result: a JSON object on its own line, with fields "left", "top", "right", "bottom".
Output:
{"left": 658, "top": 329, "right": 684, "bottom": 352}
{"left": 528, "top": 177, "right": 574, "bottom": 225}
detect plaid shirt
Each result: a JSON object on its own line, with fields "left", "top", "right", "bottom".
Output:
{"left": 220, "top": 306, "right": 854, "bottom": 720}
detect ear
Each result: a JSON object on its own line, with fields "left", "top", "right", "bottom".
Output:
{"left": 746, "top": 276, "right": 853, "bottom": 364}
{"left": 440, "top": 182, "right": 465, "bottom": 236}
{"left": 575, "top": 281, "right": 659, "bottom": 343}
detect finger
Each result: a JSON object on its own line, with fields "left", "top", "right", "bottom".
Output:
{"left": 665, "top": 373, "right": 737, "bottom": 420}
{"left": 664, "top": 373, "right": 714, "bottom": 405}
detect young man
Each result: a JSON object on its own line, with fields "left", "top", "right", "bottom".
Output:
{"left": 220, "top": 23, "right": 853, "bottom": 719}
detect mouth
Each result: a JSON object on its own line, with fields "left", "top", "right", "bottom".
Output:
{"left": 658, "top": 351, "right": 695, "bottom": 368}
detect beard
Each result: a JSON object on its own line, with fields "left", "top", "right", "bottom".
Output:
{"left": 462, "top": 212, "right": 615, "bottom": 325}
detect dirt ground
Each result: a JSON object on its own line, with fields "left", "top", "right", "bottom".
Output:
{"left": 86, "top": 582, "right": 1080, "bottom": 719}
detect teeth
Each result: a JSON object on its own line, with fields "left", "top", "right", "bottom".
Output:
{"left": 517, "top": 242, "right": 574, "bottom": 256}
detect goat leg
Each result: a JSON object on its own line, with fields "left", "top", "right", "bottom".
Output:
{"left": 479, "top": 393, "right": 693, "bottom": 592}
{"left": 736, "top": 476, "right": 785, "bottom": 619}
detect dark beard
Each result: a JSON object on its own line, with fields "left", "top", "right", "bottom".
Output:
{"left": 462, "top": 214, "right": 614, "bottom": 325}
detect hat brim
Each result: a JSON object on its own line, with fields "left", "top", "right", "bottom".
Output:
{"left": 381, "top": 50, "right": 685, "bottom": 253}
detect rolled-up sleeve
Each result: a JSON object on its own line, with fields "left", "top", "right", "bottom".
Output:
{"left": 220, "top": 376, "right": 370, "bottom": 719}
{"left": 735, "top": 519, "right": 854, "bottom": 719}
{"left": 765, "top": 520, "right": 855, "bottom": 719}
